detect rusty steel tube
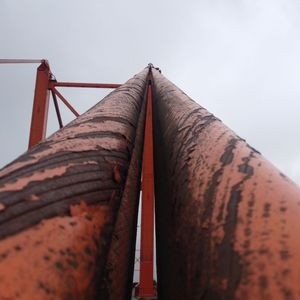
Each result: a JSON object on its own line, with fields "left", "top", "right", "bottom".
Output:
{"left": 0, "top": 69, "right": 148, "bottom": 299}
{"left": 99, "top": 73, "right": 148, "bottom": 300}
{"left": 152, "top": 69, "right": 300, "bottom": 300}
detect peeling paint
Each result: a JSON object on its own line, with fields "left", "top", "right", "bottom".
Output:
{"left": 0, "top": 165, "right": 70, "bottom": 192}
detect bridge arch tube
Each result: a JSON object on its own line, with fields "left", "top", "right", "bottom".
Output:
{"left": 152, "top": 69, "right": 300, "bottom": 300}
{"left": 0, "top": 69, "right": 148, "bottom": 299}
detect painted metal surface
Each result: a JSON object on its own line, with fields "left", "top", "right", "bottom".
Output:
{"left": 8, "top": 59, "right": 121, "bottom": 149}
{"left": 0, "top": 59, "right": 43, "bottom": 64}
{"left": 51, "top": 90, "right": 63, "bottom": 129}
{"left": 136, "top": 78, "right": 156, "bottom": 297}
{"left": 152, "top": 69, "right": 300, "bottom": 300}
{"left": 0, "top": 69, "right": 148, "bottom": 299}
{"left": 28, "top": 61, "right": 51, "bottom": 149}
{"left": 99, "top": 75, "right": 147, "bottom": 300}
{"left": 49, "top": 82, "right": 121, "bottom": 89}
{"left": 52, "top": 87, "right": 80, "bottom": 117}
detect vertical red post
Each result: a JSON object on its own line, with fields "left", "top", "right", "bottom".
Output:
{"left": 28, "top": 61, "right": 51, "bottom": 149}
{"left": 136, "top": 80, "right": 156, "bottom": 298}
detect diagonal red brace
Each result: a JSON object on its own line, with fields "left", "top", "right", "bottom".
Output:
{"left": 51, "top": 87, "right": 80, "bottom": 117}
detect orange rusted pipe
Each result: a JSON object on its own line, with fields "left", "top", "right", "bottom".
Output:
{"left": 28, "top": 61, "right": 51, "bottom": 149}
{"left": 99, "top": 73, "right": 148, "bottom": 299}
{"left": 136, "top": 77, "right": 156, "bottom": 297}
{"left": 152, "top": 69, "right": 300, "bottom": 300}
{"left": 0, "top": 69, "right": 148, "bottom": 299}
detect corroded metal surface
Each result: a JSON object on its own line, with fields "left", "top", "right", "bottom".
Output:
{"left": 0, "top": 69, "right": 148, "bottom": 299}
{"left": 99, "top": 75, "right": 147, "bottom": 300}
{"left": 152, "top": 69, "right": 300, "bottom": 300}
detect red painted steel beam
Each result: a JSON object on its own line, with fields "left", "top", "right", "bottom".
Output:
{"left": 51, "top": 87, "right": 80, "bottom": 117}
{"left": 49, "top": 81, "right": 121, "bottom": 89}
{"left": 28, "top": 61, "right": 51, "bottom": 149}
{"left": 136, "top": 76, "right": 156, "bottom": 298}
{"left": 0, "top": 69, "right": 148, "bottom": 299}
{"left": 0, "top": 59, "right": 44, "bottom": 64}
{"left": 51, "top": 90, "right": 63, "bottom": 129}
{"left": 152, "top": 69, "right": 300, "bottom": 300}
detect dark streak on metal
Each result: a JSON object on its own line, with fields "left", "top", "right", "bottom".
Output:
{"left": 0, "top": 149, "right": 129, "bottom": 184}
{"left": 217, "top": 188, "right": 242, "bottom": 298}
{"left": 80, "top": 116, "right": 137, "bottom": 128}
{"left": 220, "top": 138, "right": 238, "bottom": 166}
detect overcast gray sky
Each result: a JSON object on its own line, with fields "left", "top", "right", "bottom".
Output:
{"left": 1, "top": 0, "right": 300, "bottom": 185}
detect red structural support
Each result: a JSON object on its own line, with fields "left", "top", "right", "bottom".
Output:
{"left": 0, "top": 59, "right": 43, "bottom": 64}
{"left": 26, "top": 61, "right": 122, "bottom": 149}
{"left": 49, "top": 81, "right": 121, "bottom": 89}
{"left": 28, "top": 61, "right": 51, "bottom": 149}
{"left": 136, "top": 78, "right": 156, "bottom": 298}
{"left": 51, "top": 90, "right": 63, "bottom": 128}
{"left": 51, "top": 87, "right": 80, "bottom": 117}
